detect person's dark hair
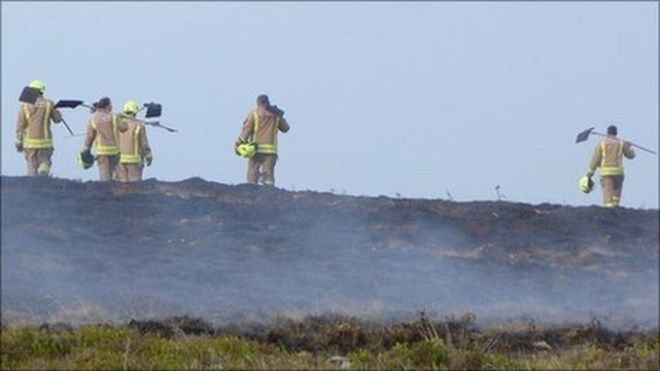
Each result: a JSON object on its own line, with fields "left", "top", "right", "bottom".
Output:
{"left": 93, "top": 97, "right": 112, "bottom": 110}
{"left": 607, "top": 125, "right": 618, "bottom": 136}
{"left": 256, "top": 94, "right": 270, "bottom": 107}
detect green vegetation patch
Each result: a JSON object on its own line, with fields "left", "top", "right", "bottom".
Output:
{"left": 2, "top": 316, "right": 658, "bottom": 370}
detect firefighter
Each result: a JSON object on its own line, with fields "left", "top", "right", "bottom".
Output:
{"left": 582, "top": 125, "right": 636, "bottom": 207}
{"left": 235, "top": 94, "right": 290, "bottom": 186}
{"left": 82, "top": 97, "right": 128, "bottom": 181}
{"left": 115, "top": 100, "right": 153, "bottom": 182}
{"left": 15, "top": 80, "right": 63, "bottom": 176}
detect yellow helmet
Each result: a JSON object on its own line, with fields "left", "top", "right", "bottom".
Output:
{"left": 29, "top": 80, "right": 45, "bottom": 93}
{"left": 579, "top": 176, "right": 594, "bottom": 194}
{"left": 123, "top": 100, "right": 139, "bottom": 115}
{"left": 237, "top": 143, "right": 257, "bottom": 158}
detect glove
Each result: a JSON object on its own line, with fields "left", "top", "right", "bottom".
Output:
{"left": 15, "top": 141, "right": 23, "bottom": 153}
{"left": 145, "top": 154, "right": 153, "bottom": 167}
{"left": 234, "top": 139, "right": 244, "bottom": 156}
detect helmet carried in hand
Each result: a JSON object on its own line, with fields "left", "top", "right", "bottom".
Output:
{"left": 579, "top": 175, "right": 594, "bottom": 194}
{"left": 236, "top": 143, "right": 257, "bottom": 158}
{"left": 78, "top": 149, "right": 95, "bottom": 170}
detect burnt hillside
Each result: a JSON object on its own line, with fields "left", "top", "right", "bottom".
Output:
{"left": 1, "top": 176, "right": 658, "bottom": 327}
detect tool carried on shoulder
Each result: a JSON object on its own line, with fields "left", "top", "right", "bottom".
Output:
{"left": 135, "top": 102, "right": 178, "bottom": 132}
{"left": 575, "top": 127, "right": 656, "bottom": 155}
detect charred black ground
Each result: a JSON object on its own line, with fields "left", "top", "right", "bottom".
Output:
{"left": 1, "top": 176, "right": 658, "bottom": 328}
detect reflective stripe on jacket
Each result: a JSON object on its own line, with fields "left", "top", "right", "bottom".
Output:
{"left": 588, "top": 137, "right": 636, "bottom": 177}
{"left": 253, "top": 111, "right": 280, "bottom": 155}
{"left": 119, "top": 117, "right": 151, "bottom": 164}
{"left": 599, "top": 141, "right": 624, "bottom": 176}
{"left": 121, "top": 125, "right": 141, "bottom": 163}
{"left": 238, "top": 107, "right": 290, "bottom": 156}
{"left": 85, "top": 112, "right": 122, "bottom": 156}
{"left": 16, "top": 97, "right": 61, "bottom": 149}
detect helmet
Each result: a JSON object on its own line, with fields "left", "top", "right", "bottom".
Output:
{"left": 579, "top": 176, "right": 594, "bottom": 194}
{"left": 29, "top": 80, "right": 46, "bottom": 93}
{"left": 78, "top": 149, "right": 95, "bottom": 170}
{"left": 236, "top": 143, "right": 257, "bottom": 158}
{"left": 123, "top": 100, "right": 139, "bottom": 115}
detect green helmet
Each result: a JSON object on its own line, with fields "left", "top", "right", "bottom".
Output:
{"left": 579, "top": 176, "right": 594, "bottom": 194}
{"left": 123, "top": 100, "right": 139, "bottom": 115}
{"left": 237, "top": 143, "right": 257, "bottom": 158}
{"left": 78, "top": 149, "right": 95, "bottom": 170}
{"left": 29, "top": 80, "right": 46, "bottom": 93}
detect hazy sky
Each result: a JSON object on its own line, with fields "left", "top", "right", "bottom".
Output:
{"left": 2, "top": 2, "right": 658, "bottom": 208}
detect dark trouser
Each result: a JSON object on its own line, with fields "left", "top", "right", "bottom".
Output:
{"left": 247, "top": 154, "right": 277, "bottom": 185}
{"left": 96, "top": 155, "right": 119, "bottom": 181}
{"left": 24, "top": 148, "right": 54, "bottom": 176}
{"left": 600, "top": 176, "right": 624, "bottom": 207}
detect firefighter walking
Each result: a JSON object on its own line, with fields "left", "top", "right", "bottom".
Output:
{"left": 235, "top": 94, "right": 290, "bottom": 186}
{"left": 581, "top": 125, "right": 636, "bottom": 207}
{"left": 115, "top": 100, "right": 153, "bottom": 182}
{"left": 15, "top": 80, "right": 63, "bottom": 176}
{"left": 81, "top": 97, "right": 128, "bottom": 181}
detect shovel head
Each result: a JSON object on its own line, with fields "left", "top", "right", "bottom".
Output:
{"left": 576, "top": 127, "right": 594, "bottom": 143}
{"left": 55, "top": 100, "right": 85, "bottom": 109}
{"left": 19, "top": 87, "right": 41, "bottom": 104}
{"left": 267, "top": 104, "right": 285, "bottom": 117}
{"left": 144, "top": 103, "right": 162, "bottom": 118}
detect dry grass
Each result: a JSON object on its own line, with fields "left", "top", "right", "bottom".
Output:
{"left": 2, "top": 315, "right": 658, "bottom": 370}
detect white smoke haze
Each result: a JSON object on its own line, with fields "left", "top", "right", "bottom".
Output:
{"left": 1, "top": 176, "right": 658, "bottom": 329}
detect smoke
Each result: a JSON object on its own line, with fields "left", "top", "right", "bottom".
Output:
{"left": 1, "top": 177, "right": 658, "bottom": 329}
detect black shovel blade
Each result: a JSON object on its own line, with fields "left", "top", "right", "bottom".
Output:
{"left": 267, "top": 104, "right": 285, "bottom": 117}
{"left": 144, "top": 103, "right": 162, "bottom": 118}
{"left": 55, "top": 100, "right": 85, "bottom": 109}
{"left": 576, "top": 127, "right": 594, "bottom": 143}
{"left": 19, "top": 87, "right": 40, "bottom": 104}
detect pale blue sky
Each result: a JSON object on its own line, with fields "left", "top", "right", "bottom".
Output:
{"left": 2, "top": 2, "right": 658, "bottom": 207}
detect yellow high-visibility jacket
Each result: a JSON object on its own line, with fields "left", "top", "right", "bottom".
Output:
{"left": 238, "top": 106, "right": 290, "bottom": 156}
{"left": 588, "top": 136, "right": 635, "bottom": 177}
{"left": 15, "top": 97, "right": 62, "bottom": 149}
